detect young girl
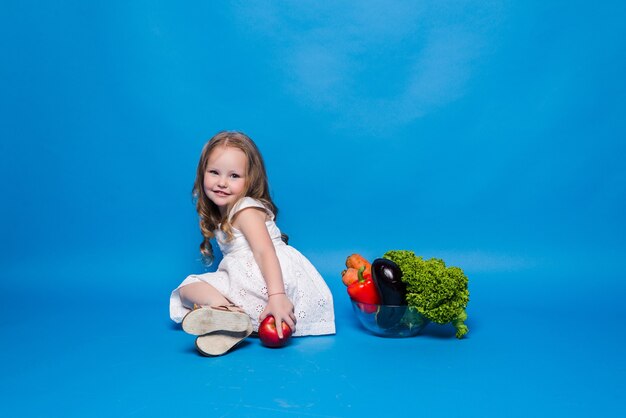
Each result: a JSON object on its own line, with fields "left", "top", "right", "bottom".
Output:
{"left": 170, "top": 131, "right": 335, "bottom": 356}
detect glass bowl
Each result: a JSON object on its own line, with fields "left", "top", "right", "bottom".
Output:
{"left": 351, "top": 301, "right": 429, "bottom": 337}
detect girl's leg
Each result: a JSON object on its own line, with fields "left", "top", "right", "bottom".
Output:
{"left": 178, "top": 282, "right": 253, "bottom": 356}
{"left": 178, "top": 282, "right": 231, "bottom": 309}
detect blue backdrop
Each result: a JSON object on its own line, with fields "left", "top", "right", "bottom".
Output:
{"left": 3, "top": 1, "right": 624, "bottom": 290}
{"left": 1, "top": 1, "right": 625, "bottom": 417}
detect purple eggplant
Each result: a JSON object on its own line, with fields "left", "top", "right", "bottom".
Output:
{"left": 371, "top": 258, "right": 407, "bottom": 305}
{"left": 371, "top": 258, "right": 408, "bottom": 329}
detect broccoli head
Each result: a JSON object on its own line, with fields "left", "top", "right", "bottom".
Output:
{"left": 383, "top": 250, "right": 470, "bottom": 339}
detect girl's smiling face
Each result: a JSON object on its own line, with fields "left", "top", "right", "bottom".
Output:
{"left": 203, "top": 145, "right": 248, "bottom": 215}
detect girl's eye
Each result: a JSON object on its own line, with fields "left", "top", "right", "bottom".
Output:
{"left": 208, "top": 169, "right": 218, "bottom": 175}
{"left": 230, "top": 173, "right": 241, "bottom": 179}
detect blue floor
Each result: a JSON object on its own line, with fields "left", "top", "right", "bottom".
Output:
{"left": 2, "top": 267, "right": 624, "bottom": 417}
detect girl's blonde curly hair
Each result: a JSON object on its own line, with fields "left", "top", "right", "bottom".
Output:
{"left": 192, "top": 131, "right": 281, "bottom": 264}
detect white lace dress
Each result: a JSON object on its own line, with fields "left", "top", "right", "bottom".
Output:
{"left": 169, "top": 197, "right": 336, "bottom": 336}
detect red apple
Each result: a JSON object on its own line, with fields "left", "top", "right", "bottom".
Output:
{"left": 258, "top": 315, "right": 292, "bottom": 347}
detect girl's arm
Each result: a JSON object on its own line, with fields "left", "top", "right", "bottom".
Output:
{"left": 234, "top": 207, "right": 296, "bottom": 338}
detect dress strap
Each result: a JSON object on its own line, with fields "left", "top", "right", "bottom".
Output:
{"left": 228, "top": 197, "right": 275, "bottom": 222}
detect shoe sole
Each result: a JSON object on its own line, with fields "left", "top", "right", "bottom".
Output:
{"left": 195, "top": 325, "right": 254, "bottom": 356}
{"left": 182, "top": 307, "right": 251, "bottom": 336}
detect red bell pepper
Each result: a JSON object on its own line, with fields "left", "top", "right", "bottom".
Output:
{"left": 347, "top": 266, "right": 381, "bottom": 313}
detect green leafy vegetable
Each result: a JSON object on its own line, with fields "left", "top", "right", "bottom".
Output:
{"left": 383, "top": 250, "right": 470, "bottom": 339}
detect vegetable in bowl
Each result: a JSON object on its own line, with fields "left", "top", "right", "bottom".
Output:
{"left": 383, "top": 250, "right": 470, "bottom": 339}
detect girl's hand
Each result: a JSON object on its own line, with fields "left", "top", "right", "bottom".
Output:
{"left": 260, "top": 293, "right": 296, "bottom": 338}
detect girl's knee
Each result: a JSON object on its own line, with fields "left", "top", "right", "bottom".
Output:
{"left": 179, "top": 282, "right": 228, "bottom": 308}
{"left": 179, "top": 282, "right": 207, "bottom": 302}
